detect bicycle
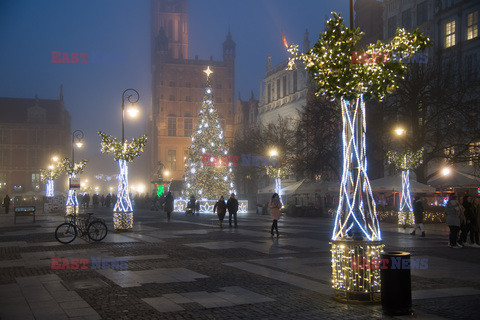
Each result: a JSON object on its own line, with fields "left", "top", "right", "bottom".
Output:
{"left": 55, "top": 212, "right": 108, "bottom": 244}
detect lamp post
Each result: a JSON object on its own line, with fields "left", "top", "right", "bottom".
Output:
{"left": 113, "top": 89, "right": 140, "bottom": 231}
{"left": 66, "top": 130, "right": 84, "bottom": 215}
{"left": 268, "top": 148, "right": 283, "bottom": 205}
{"left": 393, "top": 127, "right": 415, "bottom": 227}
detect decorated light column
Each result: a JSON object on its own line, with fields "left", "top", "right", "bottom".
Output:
{"left": 62, "top": 130, "right": 87, "bottom": 215}
{"left": 40, "top": 156, "right": 61, "bottom": 197}
{"left": 99, "top": 88, "right": 147, "bottom": 231}
{"left": 288, "top": 12, "right": 429, "bottom": 302}
{"left": 387, "top": 143, "right": 423, "bottom": 227}
{"left": 265, "top": 148, "right": 288, "bottom": 206}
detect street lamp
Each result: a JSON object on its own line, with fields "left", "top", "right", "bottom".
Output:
{"left": 267, "top": 148, "right": 283, "bottom": 205}
{"left": 66, "top": 130, "right": 84, "bottom": 215}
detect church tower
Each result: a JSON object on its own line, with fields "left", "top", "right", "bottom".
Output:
{"left": 150, "top": 0, "right": 236, "bottom": 183}
{"left": 151, "top": 0, "right": 188, "bottom": 60}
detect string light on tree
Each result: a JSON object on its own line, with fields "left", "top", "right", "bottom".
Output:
{"left": 40, "top": 163, "right": 61, "bottom": 197}
{"left": 60, "top": 158, "right": 88, "bottom": 214}
{"left": 183, "top": 66, "right": 234, "bottom": 199}
{"left": 288, "top": 12, "right": 430, "bottom": 302}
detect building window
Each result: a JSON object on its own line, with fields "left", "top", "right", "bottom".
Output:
{"left": 467, "top": 11, "right": 479, "bottom": 40}
{"left": 276, "top": 79, "right": 280, "bottom": 100}
{"left": 186, "top": 82, "right": 191, "bottom": 88}
{"left": 0, "top": 172, "right": 6, "bottom": 190}
{"left": 184, "top": 149, "right": 189, "bottom": 162}
{"left": 29, "top": 149, "right": 38, "bottom": 167}
{"left": 388, "top": 16, "right": 396, "bottom": 38}
{"left": 293, "top": 71, "right": 297, "bottom": 92}
{"left": 216, "top": 84, "right": 222, "bottom": 89}
{"left": 186, "top": 96, "right": 191, "bottom": 102}
{"left": 184, "top": 118, "right": 193, "bottom": 137}
{"left": 168, "top": 118, "right": 176, "bottom": 136}
{"left": 445, "top": 20, "right": 456, "bottom": 48}
{"left": 169, "top": 95, "right": 175, "bottom": 101}
{"left": 31, "top": 173, "right": 40, "bottom": 190}
{"left": 402, "top": 9, "right": 411, "bottom": 29}
{"left": 267, "top": 83, "right": 271, "bottom": 103}
{"left": 417, "top": 1, "right": 428, "bottom": 25}
{"left": 469, "top": 142, "right": 480, "bottom": 165}
{"left": 0, "top": 150, "right": 7, "bottom": 167}
{"left": 167, "top": 150, "right": 176, "bottom": 171}
{"left": 282, "top": 76, "right": 287, "bottom": 97}
{"left": 169, "top": 81, "right": 175, "bottom": 87}
{"left": 465, "top": 54, "right": 478, "bottom": 80}
{"left": 444, "top": 146, "right": 454, "bottom": 162}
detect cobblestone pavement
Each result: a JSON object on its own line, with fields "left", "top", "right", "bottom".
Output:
{"left": 0, "top": 207, "right": 479, "bottom": 319}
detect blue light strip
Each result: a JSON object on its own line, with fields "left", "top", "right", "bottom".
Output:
{"left": 400, "top": 168, "right": 413, "bottom": 212}
{"left": 113, "top": 159, "right": 133, "bottom": 229}
{"left": 332, "top": 95, "right": 381, "bottom": 241}
{"left": 46, "top": 179, "right": 54, "bottom": 197}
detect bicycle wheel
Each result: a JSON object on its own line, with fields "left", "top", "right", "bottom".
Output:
{"left": 87, "top": 221, "right": 108, "bottom": 241}
{"left": 55, "top": 223, "right": 77, "bottom": 244}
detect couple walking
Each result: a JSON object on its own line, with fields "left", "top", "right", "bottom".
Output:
{"left": 213, "top": 193, "right": 238, "bottom": 228}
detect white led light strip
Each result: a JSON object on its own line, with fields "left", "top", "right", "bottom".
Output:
{"left": 332, "top": 95, "right": 381, "bottom": 241}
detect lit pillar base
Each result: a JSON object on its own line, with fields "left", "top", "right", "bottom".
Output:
{"left": 66, "top": 205, "right": 80, "bottom": 215}
{"left": 113, "top": 211, "right": 133, "bottom": 231}
{"left": 398, "top": 211, "right": 415, "bottom": 227}
{"left": 331, "top": 240, "right": 384, "bottom": 303}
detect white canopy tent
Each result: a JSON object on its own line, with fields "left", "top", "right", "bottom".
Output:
{"left": 370, "top": 174, "right": 436, "bottom": 194}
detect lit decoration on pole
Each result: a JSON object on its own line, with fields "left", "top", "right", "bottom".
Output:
{"left": 40, "top": 164, "right": 61, "bottom": 197}
{"left": 288, "top": 12, "right": 430, "bottom": 302}
{"left": 265, "top": 165, "right": 290, "bottom": 205}
{"left": 99, "top": 132, "right": 147, "bottom": 230}
{"left": 387, "top": 148, "right": 423, "bottom": 226}
{"left": 183, "top": 66, "right": 235, "bottom": 199}
{"left": 60, "top": 158, "right": 87, "bottom": 215}
{"left": 98, "top": 88, "right": 146, "bottom": 231}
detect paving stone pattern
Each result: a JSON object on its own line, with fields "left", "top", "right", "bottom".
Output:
{"left": 0, "top": 208, "right": 479, "bottom": 319}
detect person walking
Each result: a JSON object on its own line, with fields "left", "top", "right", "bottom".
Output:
{"left": 269, "top": 193, "right": 282, "bottom": 237}
{"left": 460, "top": 195, "right": 474, "bottom": 246}
{"left": 213, "top": 196, "right": 227, "bottom": 228}
{"left": 445, "top": 194, "right": 463, "bottom": 248}
{"left": 165, "top": 191, "right": 174, "bottom": 221}
{"left": 226, "top": 193, "right": 239, "bottom": 228}
{"left": 3, "top": 194, "right": 10, "bottom": 214}
{"left": 105, "top": 193, "right": 112, "bottom": 208}
{"left": 411, "top": 196, "right": 426, "bottom": 237}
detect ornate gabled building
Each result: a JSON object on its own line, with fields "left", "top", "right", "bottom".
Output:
{"left": 233, "top": 91, "right": 259, "bottom": 138}
{"left": 257, "top": 30, "right": 310, "bottom": 128}
{"left": 0, "top": 86, "right": 71, "bottom": 194}
{"left": 150, "top": 0, "right": 236, "bottom": 182}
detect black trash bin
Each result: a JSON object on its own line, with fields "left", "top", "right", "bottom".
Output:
{"left": 380, "top": 251, "right": 412, "bottom": 316}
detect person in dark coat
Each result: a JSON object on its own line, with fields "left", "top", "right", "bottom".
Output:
{"left": 105, "top": 193, "right": 112, "bottom": 208}
{"left": 165, "top": 192, "right": 174, "bottom": 221}
{"left": 226, "top": 193, "right": 239, "bottom": 228}
{"left": 460, "top": 195, "right": 474, "bottom": 246}
{"left": 3, "top": 194, "right": 10, "bottom": 214}
{"left": 213, "top": 196, "right": 227, "bottom": 227}
{"left": 411, "top": 196, "right": 425, "bottom": 237}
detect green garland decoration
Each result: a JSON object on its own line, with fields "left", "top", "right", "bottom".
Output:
{"left": 387, "top": 148, "right": 424, "bottom": 170}
{"left": 40, "top": 166, "right": 62, "bottom": 183}
{"left": 287, "top": 12, "right": 431, "bottom": 100}
{"left": 265, "top": 165, "right": 291, "bottom": 180}
{"left": 98, "top": 131, "right": 147, "bottom": 162}
{"left": 60, "top": 158, "right": 88, "bottom": 175}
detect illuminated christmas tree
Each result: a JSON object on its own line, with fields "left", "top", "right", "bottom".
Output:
{"left": 184, "top": 67, "right": 234, "bottom": 199}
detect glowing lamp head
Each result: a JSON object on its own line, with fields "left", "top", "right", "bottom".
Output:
{"left": 48, "top": 165, "right": 54, "bottom": 170}
{"left": 269, "top": 149, "right": 279, "bottom": 157}
{"left": 442, "top": 167, "right": 451, "bottom": 176}
{"left": 75, "top": 141, "right": 83, "bottom": 148}
{"left": 395, "top": 128, "right": 405, "bottom": 136}
{"left": 164, "top": 170, "right": 170, "bottom": 177}
{"left": 127, "top": 104, "right": 139, "bottom": 118}
{"left": 52, "top": 156, "right": 59, "bottom": 162}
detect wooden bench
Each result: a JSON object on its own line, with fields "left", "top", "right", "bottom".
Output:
{"left": 14, "top": 206, "right": 36, "bottom": 223}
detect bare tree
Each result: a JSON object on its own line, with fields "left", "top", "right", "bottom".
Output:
{"left": 382, "top": 63, "right": 480, "bottom": 183}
